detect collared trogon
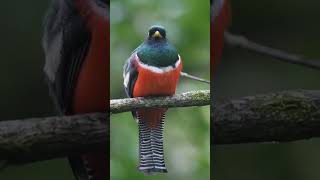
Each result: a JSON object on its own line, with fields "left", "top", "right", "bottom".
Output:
{"left": 42, "top": 0, "right": 109, "bottom": 179}
{"left": 211, "top": 0, "right": 231, "bottom": 69}
{"left": 123, "top": 25, "right": 182, "bottom": 174}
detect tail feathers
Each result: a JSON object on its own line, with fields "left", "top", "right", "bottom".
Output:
{"left": 69, "top": 156, "right": 90, "bottom": 180}
{"left": 138, "top": 114, "right": 167, "bottom": 175}
{"left": 69, "top": 152, "right": 108, "bottom": 180}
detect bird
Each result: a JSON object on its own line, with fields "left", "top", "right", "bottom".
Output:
{"left": 42, "top": 0, "right": 109, "bottom": 179}
{"left": 211, "top": 0, "right": 231, "bottom": 68}
{"left": 123, "top": 25, "right": 182, "bottom": 174}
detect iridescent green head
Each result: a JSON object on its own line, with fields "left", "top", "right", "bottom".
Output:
{"left": 147, "top": 25, "right": 166, "bottom": 41}
{"left": 137, "top": 25, "right": 179, "bottom": 67}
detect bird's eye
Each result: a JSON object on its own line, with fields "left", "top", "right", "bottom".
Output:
{"left": 148, "top": 30, "right": 154, "bottom": 37}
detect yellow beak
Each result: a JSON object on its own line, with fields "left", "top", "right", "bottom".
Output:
{"left": 152, "top": 31, "right": 162, "bottom": 38}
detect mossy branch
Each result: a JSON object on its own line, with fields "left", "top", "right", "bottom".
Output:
{"left": 0, "top": 113, "right": 107, "bottom": 165}
{"left": 213, "top": 90, "right": 320, "bottom": 144}
{"left": 2, "top": 90, "right": 320, "bottom": 165}
{"left": 110, "top": 90, "right": 210, "bottom": 114}
{"left": 0, "top": 90, "right": 210, "bottom": 166}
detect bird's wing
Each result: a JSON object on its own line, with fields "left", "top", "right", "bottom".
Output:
{"left": 43, "top": 1, "right": 108, "bottom": 180}
{"left": 123, "top": 52, "right": 139, "bottom": 98}
{"left": 43, "top": 0, "right": 91, "bottom": 113}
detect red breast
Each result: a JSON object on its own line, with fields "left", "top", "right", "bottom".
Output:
{"left": 133, "top": 58, "right": 182, "bottom": 129}
{"left": 133, "top": 60, "right": 182, "bottom": 98}
{"left": 212, "top": 0, "right": 231, "bottom": 70}
{"left": 72, "top": 0, "right": 109, "bottom": 113}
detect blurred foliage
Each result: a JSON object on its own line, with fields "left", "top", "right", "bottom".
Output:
{"left": 214, "top": 0, "right": 320, "bottom": 180}
{"left": 110, "top": 0, "right": 210, "bottom": 180}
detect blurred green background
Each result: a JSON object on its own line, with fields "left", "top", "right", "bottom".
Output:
{"left": 110, "top": 0, "right": 210, "bottom": 180}
{"left": 214, "top": 1, "right": 320, "bottom": 180}
{"left": 0, "top": 0, "right": 75, "bottom": 179}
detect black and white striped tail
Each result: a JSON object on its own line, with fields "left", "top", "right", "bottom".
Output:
{"left": 138, "top": 115, "right": 167, "bottom": 175}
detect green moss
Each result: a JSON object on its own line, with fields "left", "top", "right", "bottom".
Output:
{"left": 190, "top": 90, "right": 210, "bottom": 102}
{"left": 254, "top": 94, "right": 319, "bottom": 121}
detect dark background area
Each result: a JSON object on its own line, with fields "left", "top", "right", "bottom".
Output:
{"left": 0, "top": 1, "right": 74, "bottom": 179}
{"left": 214, "top": 0, "right": 320, "bottom": 180}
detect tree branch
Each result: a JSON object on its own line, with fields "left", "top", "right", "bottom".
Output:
{"left": 180, "top": 72, "right": 210, "bottom": 84}
{"left": 0, "top": 113, "right": 107, "bottom": 165}
{"left": 224, "top": 32, "right": 320, "bottom": 70}
{"left": 213, "top": 90, "right": 320, "bottom": 144}
{"left": 2, "top": 90, "right": 320, "bottom": 165}
{"left": 0, "top": 90, "right": 210, "bottom": 165}
{"left": 110, "top": 90, "right": 210, "bottom": 114}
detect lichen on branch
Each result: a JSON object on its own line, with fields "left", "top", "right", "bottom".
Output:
{"left": 110, "top": 90, "right": 210, "bottom": 114}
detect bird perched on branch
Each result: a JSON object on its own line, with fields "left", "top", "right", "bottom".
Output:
{"left": 43, "top": 0, "right": 109, "bottom": 179}
{"left": 123, "top": 25, "right": 182, "bottom": 174}
{"left": 211, "top": 0, "right": 231, "bottom": 68}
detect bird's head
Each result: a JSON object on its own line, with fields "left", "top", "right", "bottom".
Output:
{"left": 148, "top": 25, "right": 166, "bottom": 41}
